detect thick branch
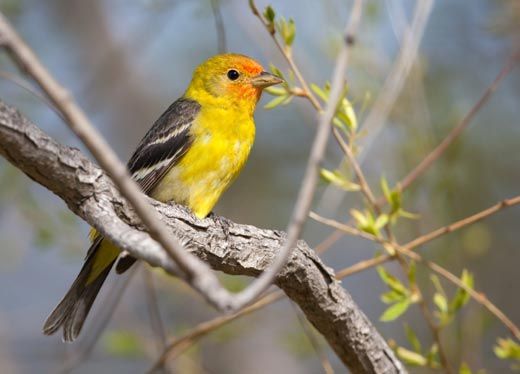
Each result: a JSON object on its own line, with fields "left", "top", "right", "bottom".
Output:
{"left": 0, "top": 101, "right": 405, "bottom": 372}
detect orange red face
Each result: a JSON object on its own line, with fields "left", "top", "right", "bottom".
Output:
{"left": 193, "top": 54, "right": 283, "bottom": 103}
{"left": 223, "top": 55, "right": 283, "bottom": 102}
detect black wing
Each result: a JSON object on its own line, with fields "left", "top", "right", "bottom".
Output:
{"left": 114, "top": 97, "right": 201, "bottom": 274}
{"left": 127, "top": 97, "right": 201, "bottom": 195}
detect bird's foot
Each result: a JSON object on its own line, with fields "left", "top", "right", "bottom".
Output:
{"left": 209, "top": 212, "right": 233, "bottom": 240}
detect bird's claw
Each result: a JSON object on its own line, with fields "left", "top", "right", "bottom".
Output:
{"left": 209, "top": 212, "right": 233, "bottom": 241}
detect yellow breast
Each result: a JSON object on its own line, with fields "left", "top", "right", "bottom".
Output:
{"left": 150, "top": 105, "right": 255, "bottom": 218}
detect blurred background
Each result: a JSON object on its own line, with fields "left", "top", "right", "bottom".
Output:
{"left": 0, "top": 0, "right": 519, "bottom": 372}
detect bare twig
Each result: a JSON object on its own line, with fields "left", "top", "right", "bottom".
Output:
{"left": 291, "top": 303, "right": 335, "bottom": 374}
{"left": 60, "top": 267, "right": 137, "bottom": 373}
{"left": 0, "top": 70, "right": 65, "bottom": 121}
{"left": 358, "top": 0, "right": 434, "bottom": 162}
{"left": 229, "top": 0, "right": 364, "bottom": 310}
{"left": 399, "top": 50, "right": 520, "bottom": 191}
{"left": 143, "top": 269, "right": 168, "bottom": 351}
{"left": 209, "top": 0, "right": 227, "bottom": 53}
{"left": 404, "top": 195, "right": 520, "bottom": 251}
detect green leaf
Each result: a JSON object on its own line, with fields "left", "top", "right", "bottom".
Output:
{"left": 269, "top": 64, "right": 285, "bottom": 81}
{"left": 350, "top": 208, "right": 368, "bottom": 227}
{"left": 104, "top": 331, "right": 143, "bottom": 358}
{"left": 264, "top": 86, "right": 287, "bottom": 96}
{"left": 449, "top": 269, "right": 473, "bottom": 312}
{"left": 310, "top": 83, "right": 329, "bottom": 102}
{"left": 380, "top": 176, "right": 392, "bottom": 204}
{"left": 285, "top": 18, "right": 296, "bottom": 46}
{"left": 320, "top": 169, "right": 360, "bottom": 191}
{"left": 338, "top": 98, "right": 358, "bottom": 131}
{"left": 396, "top": 346, "right": 427, "bottom": 366}
{"left": 459, "top": 362, "right": 473, "bottom": 374}
{"left": 380, "top": 290, "right": 404, "bottom": 304}
{"left": 374, "top": 214, "right": 389, "bottom": 230}
{"left": 494, "top": 338, "right": 520, "bottom": 359}
{"left": 404, "top": 323, "right": 422, "bottom": 353}
{"left": 426, "top": 343, "right": 440, "bottom": 367}
{"left": 407, "top": 261, "right": 417, "bottom": 286}
{"left": 263, "top": 5, "right": 275, "bottom": 23}
{"left": 433, "top": 292, "right": 448, "bottom": 313}
{"left": 377, "top": 266, "right": 408, "bottom": 295}
{"left": 380, "top": 299, "right": 410, "bottom": 322}
{"left": 430, "top": 275, "right": 445, "bottom": 296}
{"left": 264, "top": 94, "right": 289, "bottom": 109}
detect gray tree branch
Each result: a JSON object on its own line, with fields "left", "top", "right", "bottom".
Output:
{"left": 0, "top": 100, "right": 405, "bottom": 373}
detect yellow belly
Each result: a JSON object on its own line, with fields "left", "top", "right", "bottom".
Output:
{"left": 151, "top": 112, "right": 255, "bottom": 218}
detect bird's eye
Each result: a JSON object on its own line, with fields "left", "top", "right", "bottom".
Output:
{"left": 227, "top": 69, "right": 240, "bottom": 81}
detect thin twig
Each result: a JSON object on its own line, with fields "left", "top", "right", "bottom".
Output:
{"left": 143, "top": 269, "right": 168, "bottom": 351}
{"left": 149, "top": 291, "right": 284, "bottom": 372}
{"left": 311, "top": 211, "right": 520, "bottom": 341}
{"left": 229, "top": 1, "right": 364, "bottom": 310}
{"left": 358, "top": 0, "right": 434, "bottom": 162}
{"left": 399, "top": 49, "right": 520, "bottom": 191}
{"left": 0, "top": 70, "right": 65, "bottom": 121}
{"left": 249, "top": 0, "right": 322, "bottom": 112}
{"left": 403, "top": 195, "right": 520, "bottom": 251}
{"left": 209, "top": 0, "right": 227, "bottom": 53}
{"left": 400, "top": 249, "right": 520, "bottom": 340}
{"left": 59, "top": 267, "right": 137, "bottom": 373}
{"left": 290, "top": 302, "right": 335, "bottom": 374}
{"left": 0, "top": 11, "right": 236, "bottom": 311}
{"left": 149, "top": 253, "right": 390, "bottom": 372}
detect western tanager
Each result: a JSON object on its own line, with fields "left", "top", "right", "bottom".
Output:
{"left": 43, "top": 53, "right": 283, "bottom": 342}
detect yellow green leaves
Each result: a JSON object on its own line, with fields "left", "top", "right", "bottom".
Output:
{"left": 263, "top": 64, "right": 296, "bottom": 109}
{"left": 377, "top": 266, "right": 418, "bottom": 321}
{"left": 320, "top": 168, "right": 360, "bottom": 192}
{"left": 430, "top": 270, "right": 473, "bottom": 327}
{"left": 262, "top": 5, "right": 275, "bottom": 34}
{"left": 276, "top": 16, "right": 296, "bottom": 47}
{"left": 311, "top": 82, "right": 358, "bottom": 134}
{"left": 381, "top": 177, "right": 418, "bottom": 224}
{"left": 263, "top": 94, "right": 292, "bottom": 109}
{"left": 396, "top": 346, "right": 428, "bottom": 366}
{"left": 392, "top": 324, "right": 441, "bottom": 368}
{"left": 260, "top": 5, "right": 295, "bottom": 49}
{"left": 494, "top": 338, "right": 520, "bottom": 369}
{"left": 351, "top": 209, "right": 388, "bottom": 236}
{"left": 494, "top": 338, "right": 520, "bottom": 371}
{"left": 104, "top": 330, "right": 143, "bottom": 357}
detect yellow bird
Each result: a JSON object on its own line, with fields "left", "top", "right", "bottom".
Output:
{"left": 43, "top": 54, "right": 283, "bottom": 341}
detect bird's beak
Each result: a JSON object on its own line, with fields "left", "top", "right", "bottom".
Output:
{"left": 251, "top": 71, "right": 284, "bottom": 88}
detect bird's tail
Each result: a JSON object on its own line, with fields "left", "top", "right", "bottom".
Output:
{"left": 42, "top": 236, "right": 118, "bottom": 342}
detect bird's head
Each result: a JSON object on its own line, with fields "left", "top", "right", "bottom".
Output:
{"left": 185, "top": 54, "right": 284, "bottom": 112}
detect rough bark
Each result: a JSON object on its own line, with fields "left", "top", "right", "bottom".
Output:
{"left": 0, "top": 100, "right": 406, "bottom": 373}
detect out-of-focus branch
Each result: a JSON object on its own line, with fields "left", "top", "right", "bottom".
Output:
{"left": 399, "top": 49, "right": 520, "bottom": 191}
{"left": 143, "top": 269, "right": 168, "bottom": 352}
{"left": 0, "top": 11, "right": 235, "bottom": 312}
{"left": 358, "top": 0, "right": 434, "bottom": 161}
{"left": 209, "top": 0, "right": 227, "bottom": 53}
{"left": 60, "top": 267, "right": 138, "bottom": 372}
{"left": 403, "top": 195, "right": 520, "bottom": 251}
{"left": 0, "top": 101, "right": 405, "bottom": 373}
